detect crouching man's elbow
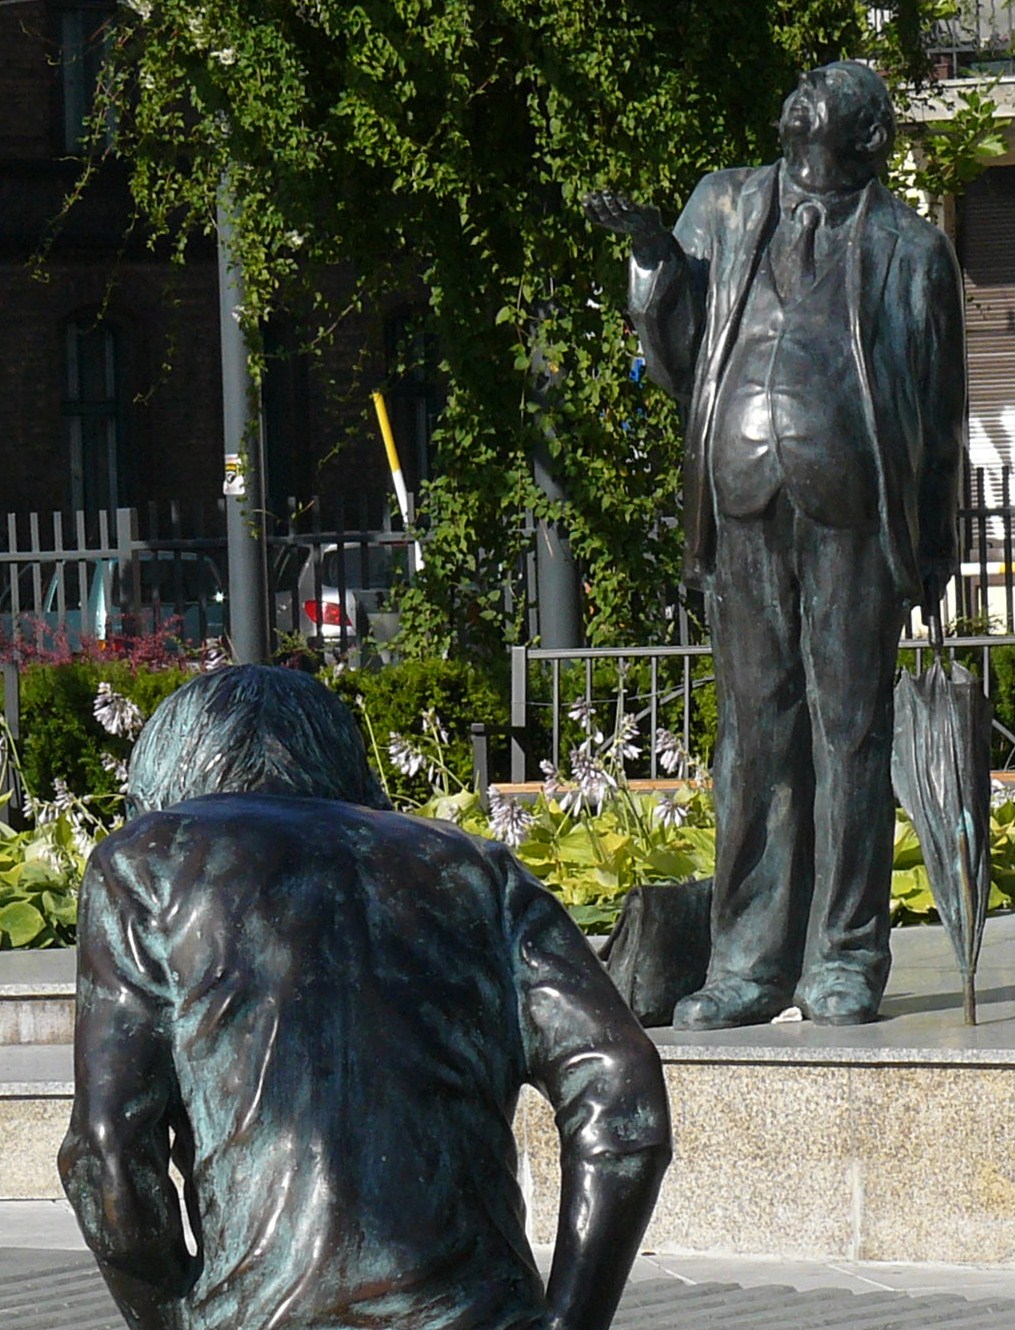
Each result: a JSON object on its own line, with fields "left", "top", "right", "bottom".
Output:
{"left": 59, "top": 1124, "right": 194, "bottom": 1296}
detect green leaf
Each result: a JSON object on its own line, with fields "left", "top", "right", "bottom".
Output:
{"left": 891, "top": 865, "right": 935, "bottom": 916}
{"left": 0, "top": 900, "right": 47, "bottom": 948}
{"left": 568, "top": 901, "right": 621, "bottom": 932}
{"left": 638, "top": 846, "right": 699, "bottom": 881}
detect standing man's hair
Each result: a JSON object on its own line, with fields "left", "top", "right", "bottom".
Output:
{"left": 127, "top": 665, "right": 391, "bottom": 814}
{"left": 827, "top": 60, "right": 896, "bottom": 169}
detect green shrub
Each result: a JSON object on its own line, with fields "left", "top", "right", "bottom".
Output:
{"left": 324, "top": 658, "right": 509, "bottom": 804}
{"left": 17, "top": 660, "right": 192, "bottom": 802}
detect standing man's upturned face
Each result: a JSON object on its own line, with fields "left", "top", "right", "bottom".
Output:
{"left": 778, "top": 64, "right": 884, "bottom": 185}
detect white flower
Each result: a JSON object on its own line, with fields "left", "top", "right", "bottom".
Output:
{"left": 607, "top": 713, "right": 641, "bottom": 764}
{"left": 487, "top": 787, "right": 535, "bottom": 849}
{"left": 654, "top": 727, "right": 688, "bottom": 777}
{"left": 94, "top": 682, "right": 144, "bottom": 739}
{"left": 51, "top": 778, "right": 76, "bottom": 814}
{"left": 654, "top": 793, "right": 688, "bottom": 831}
{"left": 388, "top": 733, "right": 426, "bottom": 778}
{"left": 560, "top": 747, "right": 617, "bottom": 816}
{"left": 100, "top": 751, "right": 130, "bottom": 794}
{"left": 991, "top": 778, "right": 1012, "bottom": 809}
{"left": 124, "top": 0, "right": 153, "bottom": 18}
{"left": 201, "top": 639, "right": 231, "bottom": 671}
{"left": 186, "top": 11, "right": 209, "bottom": 46}
{"left": 421, "top": 708, "right": 449, "bottom": 745}
{"left": 539, "top": 759, "right": 561, "bottom": 799}
{"left": 211, "top": 47, "right": 237, "bottom": 66}
{"left": 25, "top": 837, "right": 62, "bottom": 875}
{"left": 285, "top": 230, "right": 306, "bottom": 250}
{"left": 567, "top": 698, "right": 604, "bottom": 744}
{"left": 71, "top": 823, "right": 96, "bottom": 860}
{"left": 30, "top": 796, "right": 60, "bottom": 827}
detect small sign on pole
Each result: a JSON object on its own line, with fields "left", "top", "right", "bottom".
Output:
{"left": 223, "top": 453, "right": 245, "bottom": 497}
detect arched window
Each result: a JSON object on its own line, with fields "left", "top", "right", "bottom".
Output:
{"left": 63, "top": 317, "right": 125, "bottom": 515}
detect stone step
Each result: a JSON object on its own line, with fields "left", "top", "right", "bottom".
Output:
{"left": 0, "top": 951, "right": 75, "bottom": 1046}
{"left": 520, "top": 914, "right": 1015, "bottom": 1267}
{"left": 4, "top": 1269, "right": 1015, "bottom": 1330}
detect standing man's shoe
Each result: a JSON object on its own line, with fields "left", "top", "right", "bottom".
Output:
{"left": 798, "top": 982, "right": 879, "bottom": 1026}
{"left": 672, "top": 978, "right": 790, "bottom": 1030}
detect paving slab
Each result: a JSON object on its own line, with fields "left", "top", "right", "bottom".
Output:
{"left": 4, "top": 1256, "right": 1015, "bottom": 1330}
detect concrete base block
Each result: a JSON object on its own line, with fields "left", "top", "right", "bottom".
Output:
{"left": 515, "top": 1058, "right": 1015, "bottom": 1264}
{"left": 0, "top": 1098, "right": 70, "bottom": 1200}
{"left": 0, "top": 999, "right": 75, "bottom": 1046}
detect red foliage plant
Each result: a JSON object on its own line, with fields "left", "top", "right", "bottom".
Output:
{"left": 0, "top": 615, "right": 191, "bottom": 670}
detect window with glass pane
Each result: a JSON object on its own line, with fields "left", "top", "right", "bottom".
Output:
{"left": 60, "top": 6, "right": 114, "bottom": 153}
{"left": 64, "top": 321, "right": 122, "bottom": 515}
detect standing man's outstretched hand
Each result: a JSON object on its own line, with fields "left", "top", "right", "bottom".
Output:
{"left": 582, "top": 191, "right": 665, "bottom": 240}
{"left": 581, "top": 191, "right": 679, "bottom": 270}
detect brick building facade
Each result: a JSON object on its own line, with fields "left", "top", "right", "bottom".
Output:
{"left": 0, "top": 3, "right": 432, "bottom": 539}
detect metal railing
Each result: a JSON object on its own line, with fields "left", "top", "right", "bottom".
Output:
{"left": 929, "top": 0, "right": 1015, "bottom": 77}
{"left": 508, "top": 633, "right": 1015, "bottom": 782}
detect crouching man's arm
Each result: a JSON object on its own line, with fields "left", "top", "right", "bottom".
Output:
{"left": 507, "top": 857, "right": 672, "bottom": 1330}
{"left": 58, "top": 843, "right": 199, "bottom": 1330}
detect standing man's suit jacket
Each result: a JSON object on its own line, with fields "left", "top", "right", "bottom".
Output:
{"left": 629, "top": 162, "right": 966, "bottom": 602}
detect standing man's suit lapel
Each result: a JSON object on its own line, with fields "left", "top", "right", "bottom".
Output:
{"left": 709, "top": 164, "right": 780, "bottom": 381}
{"left": 847, "top": 179, "right": 908, "bottom": 589}
{"left": 687, "top": 164, "right": 779, "bottom": 574}
{"left": 847, "top": 178, "right": 899, "bottom": 352}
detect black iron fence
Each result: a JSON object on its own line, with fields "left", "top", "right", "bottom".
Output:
{"left": 954, "top": 465, "right": 1015, "bottom": 631}
{"left": 927, "top": 0, "right": 1015, "bottom": 78}
{"left": 5, "top": 468, "right": 1015, "bottom": 771}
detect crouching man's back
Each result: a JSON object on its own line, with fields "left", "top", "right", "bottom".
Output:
{"left": 59, "top": 668, "right": 670, "bottom": 1330}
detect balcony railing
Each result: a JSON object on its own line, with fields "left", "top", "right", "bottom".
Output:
{"left": 928, "top": 1, "right": 1015, "bottom": 79}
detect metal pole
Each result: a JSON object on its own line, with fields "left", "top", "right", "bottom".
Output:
{"left": 1, "top": 662, "right": 23, "bottom": 830}
{"left": 217, "top": 193, "right": 270, "bottom": 663}
{"left": 532, "top": 434, "right": 583, "bottom": 648}
{"left": 530, "top": 309, "right": 583, "bottom": 650}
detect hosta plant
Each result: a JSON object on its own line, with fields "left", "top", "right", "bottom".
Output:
{"left": 386, "top": 700, "right": 1015, "bottom": 934}
{"left": 387, "top": 695, "right": 717, "bottom": 932}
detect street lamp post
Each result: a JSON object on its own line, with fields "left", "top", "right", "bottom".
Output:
{"left": 216, "top": 196, "right": 271, "bottom": 664}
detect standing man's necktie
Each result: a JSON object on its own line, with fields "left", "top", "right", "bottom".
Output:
{"left": 774, "top": 199, "right": 824, "bottom": 300}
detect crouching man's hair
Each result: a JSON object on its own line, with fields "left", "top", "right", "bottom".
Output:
{"left": 127, "top": 665, "right": 391, "bottom": 815}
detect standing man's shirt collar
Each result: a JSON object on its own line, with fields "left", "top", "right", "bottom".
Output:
{"left": 778, "top": 161, "right": 864, "bottom": 228}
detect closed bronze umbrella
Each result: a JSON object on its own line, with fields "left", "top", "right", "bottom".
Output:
{"left": 892, "top": 625, "right": 993, "bottom": 1025}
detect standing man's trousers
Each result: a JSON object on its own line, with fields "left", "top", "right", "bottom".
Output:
{"left": 705, "top": 489, "right": 906, "bottom": 1009}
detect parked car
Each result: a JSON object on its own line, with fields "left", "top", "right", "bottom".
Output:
{"left": 0, "top": 550, "right": 226, "bottom": 649}
{"left": 273, "top": 539, "right": 408, "bottom": 657}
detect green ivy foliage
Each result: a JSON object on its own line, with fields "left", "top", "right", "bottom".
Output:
{"left": 70, "top": 3, "right": 1008, "bottom": 662}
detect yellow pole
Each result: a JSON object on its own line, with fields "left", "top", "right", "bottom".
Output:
{"left": 371, "top": 391, "right": 424, "bottom": 572}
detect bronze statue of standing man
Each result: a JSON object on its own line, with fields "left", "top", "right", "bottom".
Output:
{"left": 586, "top": 61, "right": 965, "bottom": 1028}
